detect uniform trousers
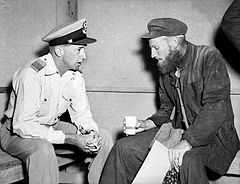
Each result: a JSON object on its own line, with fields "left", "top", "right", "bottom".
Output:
{"left": 100, "top": 127, "right": 212, "bottom": 184}
{"left": 0, "top": 119, "right": 113, "bottom": 184}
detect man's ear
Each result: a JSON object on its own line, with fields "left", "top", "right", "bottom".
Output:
{"left": 54, "top": 46, "right": 64, "bottom": 57}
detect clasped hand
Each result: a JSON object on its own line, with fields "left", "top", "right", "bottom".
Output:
{"left": 65, "top": 131, "right": 102, "bottom": 154}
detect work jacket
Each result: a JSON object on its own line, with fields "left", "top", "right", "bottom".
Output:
{"left": 149, "top": 42, "right": 240, "bottom": 174}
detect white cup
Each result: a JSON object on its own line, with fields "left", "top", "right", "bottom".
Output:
{"left": 124, "top": 116, "right": 137, "bottom": 135}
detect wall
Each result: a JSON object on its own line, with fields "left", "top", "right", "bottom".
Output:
{"left": 78, "top": 0, "right": 239, "bottom": 91}
{"left": 0, "top": 0, "right": 77, "bottom": 117}
{"left": 0, "top": 0, "right": 55, "bottom": 87}
{"left": 0, "top": 0, "right": 77, "bottom": 87}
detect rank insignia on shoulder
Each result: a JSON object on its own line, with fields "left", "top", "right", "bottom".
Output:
{"left": 31, "top": 59, "right": 46, "bottom": 72}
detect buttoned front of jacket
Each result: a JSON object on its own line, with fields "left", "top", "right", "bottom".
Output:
{"left": 5, "top": 53, "right": 98, "bottom": 144}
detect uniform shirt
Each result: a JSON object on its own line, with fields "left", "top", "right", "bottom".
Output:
{"left": 5, "top": 53, "right": 98, "bottom": 144}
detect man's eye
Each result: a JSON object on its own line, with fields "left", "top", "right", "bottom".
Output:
{"left": 78, "top": 47, "right": 85, "bottom": 51}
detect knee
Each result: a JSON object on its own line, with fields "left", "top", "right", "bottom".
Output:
{"left": 99, "top": 128, "right": 114, "bottom": 146}
{"left": 114, "top": 137, "right": 136, "bottom": 156}
{"left": 33, "top": 140, "right": 55, "bottom": 158}
{"left": 182, "top": 151, "right": 202, "bottom": 168}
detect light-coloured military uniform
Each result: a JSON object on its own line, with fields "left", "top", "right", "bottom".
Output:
{"left": 0, "top": 53, "right": 113, "bottom": 184}
{"left": 6, "top": 53, "right": 98, "bottom": 142}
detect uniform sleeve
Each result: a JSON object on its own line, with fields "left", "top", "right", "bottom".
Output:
{"left": 221, "top": 0, "right": 240, "bottom": 52}
{"left": 67, "top": 73, "right": 99, "bottom": 132}
{"left": 183, "top": 50, "right": 231, "bottom": 147}
{"left": 12, "top": 68, "right": 65, "bottom": 144}
{"left": 148, "top": 76, "right": 174, "bottom": 127}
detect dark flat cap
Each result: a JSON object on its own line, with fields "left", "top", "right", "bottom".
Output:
{"left": 141, "top": 18, "right": 187, "bottom": 39}
{"left": 42, "top": 19, "right": 96, "bottom": 46}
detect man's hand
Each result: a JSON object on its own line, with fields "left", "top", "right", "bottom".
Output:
{"left": 135, "top": 119, "right": 156, "bottom": 133}
{"left": 65, "top": 131, "right": 102, "bottom": 154}
{"left": 168, "top": 140, "right": 192, "bottom": 169}
{"left": 85, "top": 131, "right": 102, "bottom": 154}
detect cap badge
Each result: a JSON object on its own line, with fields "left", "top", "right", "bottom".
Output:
{"left": 82, "top": 20, "right": 87, "bottom": 34}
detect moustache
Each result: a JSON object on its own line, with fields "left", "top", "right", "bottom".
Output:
{"left": 157, "top": 50, "right": 183, "bottom": 74}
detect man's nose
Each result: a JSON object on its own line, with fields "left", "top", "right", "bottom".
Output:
{"left": 151, "top": 48, "right": 157, "bottom": 58}
{"left": 80, "top": 49, "right": 86, "bottom": 59}
{"left": 82, "top": 52, "right": 86, "bottom": 60}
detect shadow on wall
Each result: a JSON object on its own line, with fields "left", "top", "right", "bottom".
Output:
{"left": 214, "top": 25, "right": 240, "bottom": 74}
{"left": 116, "top": 38, "right": 160, "bottom": 140}
{"left": 34, "top": 45, "right": 50, "bottom": 58}
{"left": 137, "top": 38, "right": 160, "bottom": 109}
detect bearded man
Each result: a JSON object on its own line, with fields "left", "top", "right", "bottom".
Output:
{"left": 99, "top": 18, "right": 240, "bottom": 184}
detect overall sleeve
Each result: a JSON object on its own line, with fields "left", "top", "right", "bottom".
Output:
{"left": 221, "top": 0, "right": 240, "bottom": 52}
{"left": 67, "top": 73, "right": 99, "bottom": 132}
{"left": 12, "top": 68, "right": 65, "bottom": 144}
{"left": 183, "top": 50, "right": 231, "bottom": 147}
{"left": 148, "top": 76, "right": 174, "bottom": 127}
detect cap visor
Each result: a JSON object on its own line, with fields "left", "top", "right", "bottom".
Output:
{"left": 72, "top": 37, "right": 97, "bottom": 45}
{"left": 141, "top": 32, "right": 162, "bottom": 39}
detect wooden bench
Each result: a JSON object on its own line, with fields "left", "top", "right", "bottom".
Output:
{"left": 0, "top": 105, "right": 88, "bottom": 183}
{"left": 0, "top": 145, "right": 88, "bottom": 184}
{"left": 0, "top": 150, "right": 23, "bottom": 183}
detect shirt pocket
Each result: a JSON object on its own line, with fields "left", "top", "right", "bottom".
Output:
{"left": 39, "top": 97, "right": 50, "bottom": 116}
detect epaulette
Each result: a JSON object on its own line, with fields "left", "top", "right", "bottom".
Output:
{"left": 31, "top": 59, "right": 46, "bottom": 72}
